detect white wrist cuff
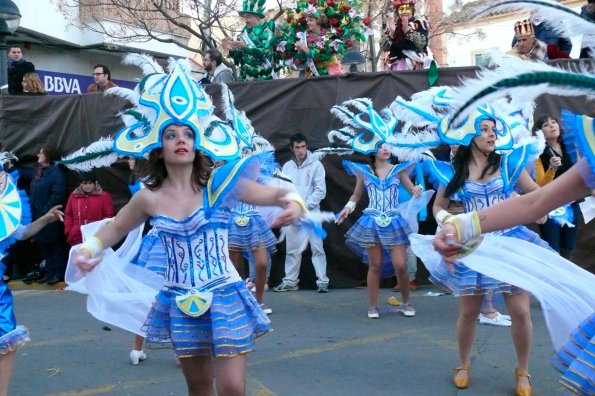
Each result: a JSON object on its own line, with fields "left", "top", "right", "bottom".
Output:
{"left": 345, "top": 201, "right": 356, "bottom": 213}
{"left": 444, "top": 212, "right": 482, "bottom": 244}
{"left": 435, "top": 210, "right": 452, "bottom": 226}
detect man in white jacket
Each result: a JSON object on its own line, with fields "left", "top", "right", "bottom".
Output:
{"left": 274, "top": 133, "right": 330, "bottom": 293}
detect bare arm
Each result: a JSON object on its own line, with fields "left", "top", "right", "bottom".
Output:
{"left": 399, "top": 169, "right": 422, "bottom": 197}
{"left": 336, "top": 174, "right": 364, "bottom": 224}
{"left": 19, "top": 205, "right": 64, "bottom": 239}
{"left": 92, "top": 192, "right": 150, "bottom": 248}
{"left": 433, "top": 159, "right": 590, "bottom": 256}
{"left": 432, "top": 185, "right": 451, "bottom": 218}
{"left": 74, "top": 191, "right": 151, "bottom": 271}
{"left": 479, "top": 162, "right": 588, "bottom": 232}
{"left": 239, "top": 180, "right": 302, "bottom": 228}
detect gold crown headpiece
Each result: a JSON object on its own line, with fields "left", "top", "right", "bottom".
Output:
{"left": 514, "top": 20, "right": 535, "bottom": 38}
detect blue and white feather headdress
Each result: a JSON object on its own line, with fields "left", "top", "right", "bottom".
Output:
{"left": 326, "top": 98, "right": 398, "bottom": 155}
{"left": 110, "top": 54, "right": 240, "bottom": 160}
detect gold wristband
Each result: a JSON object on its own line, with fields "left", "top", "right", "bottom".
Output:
{"left": 80, "top": 236, "right": 105, "bottom": 258}
{"left": 284, "top": 192, "right": 308, "bottom": 214}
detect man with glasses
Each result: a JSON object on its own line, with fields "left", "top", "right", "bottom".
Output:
{"left": 87, "top": 64, "right": 118, "bottom": 93}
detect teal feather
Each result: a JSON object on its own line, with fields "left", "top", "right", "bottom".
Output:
{"left": 449, "top": 72, "right": 595, "bottom": 129}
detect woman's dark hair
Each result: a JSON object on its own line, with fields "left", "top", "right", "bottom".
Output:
{"left": 128, "top": 157, "right": 147, "bottom": 185}
{"left": 445, "top": 144, "right": 501, "bottom": 197}
{"left": 140, "top": 149, "right": 210, "bottom": 192}
{"left": 79, "top": 170, "right": 97, "bottom": 183}
{"left": 40, "top": 145, "right": 61, "bottom": 164}
{"left": 532, "top": 113, "right": 563, "bottom": 143}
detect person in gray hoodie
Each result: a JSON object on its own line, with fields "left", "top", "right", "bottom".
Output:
{"left": 274, "top": 133, "right": 330, "bottom": 293}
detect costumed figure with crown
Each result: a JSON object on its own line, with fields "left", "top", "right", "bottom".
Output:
{"left": 0, "top": 153, "right": 63, "bottom": 395}
{"left": 224, "top": 0, "right": 277, "bottom": 81}
{"left": 67, "top": 55, "right": 312, "bottom": 392}
{"left": 277, "top": 0, "right": 368, "bottom": 77}
{"left": 392, "top": 87, "right": 555, "bottom": 394}
{"left": 506, "top": 20, "right": 548, "bottom": 61}
{"left": 381, "top": 0, "right": 430, "bottom": 71}
{"left": 325, "top": 98, "right": 433, "bottom": 319}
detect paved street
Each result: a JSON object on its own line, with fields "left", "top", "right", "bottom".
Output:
{"left": 8, "top": 283, "right": 567, "bottom": 395}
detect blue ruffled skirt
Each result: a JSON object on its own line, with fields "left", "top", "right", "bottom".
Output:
{"left": 130, "top": 228, "right": 167, "bottom": 278}
{"left": 429, "top": 226, "right": 552, "bottom": 296}
{"left": 0, "top": 280, "right": 30, "bottom": 354}
{"left": 552, "top": 313, "right": 595, "bottom": 396}
{"left": 228, "top": 214, "right": 277, "bottom": 254}
{"left": 143, "top": 281, "right": 272, "bottom": 357}
{"left": 345, "top": 212, "right": 411, "bottom": 278}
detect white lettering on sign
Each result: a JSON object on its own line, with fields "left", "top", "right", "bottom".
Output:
{"left": 43, "top": 76, "right": 82, "bottom": 94}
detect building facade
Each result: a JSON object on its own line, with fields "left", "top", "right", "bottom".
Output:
{"left": 8, "top": 0, "right": 190, "bottom": 94}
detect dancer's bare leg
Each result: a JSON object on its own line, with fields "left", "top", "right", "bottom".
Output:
{"left": 215, "top": 354, "right": 247, "bottom": 396}
{"left": 180, "top": 355, "right": 215, "bottom": 396}
{"left": 367, "top": 245, "right": 382, "bottom": 307}
{"left": 0, "top": 351, "right": 16, "bottom": 396}
{"left": 251, "top": 247, "right": 268, "bottom": 304}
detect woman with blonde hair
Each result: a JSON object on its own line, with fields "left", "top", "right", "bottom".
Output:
{"left": 21, "top": 72, "right": 46, "bottom": 95}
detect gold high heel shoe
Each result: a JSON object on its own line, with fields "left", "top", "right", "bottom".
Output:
{"left": 453, "top": 366, "right": 470, "bottom": 389}
{"left": 515, "top": 368, "right": 532, "bottom": 396}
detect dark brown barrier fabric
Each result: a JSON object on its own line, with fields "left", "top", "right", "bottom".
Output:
{"left": 1, "top": 62, "right": 593, "bottom": 285}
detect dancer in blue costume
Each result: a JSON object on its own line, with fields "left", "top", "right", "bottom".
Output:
{"left": 72, "top": 59, "right": 306, "bottom": 396}
{"left": 330, "top": 99, "right": 428, "bottom": 319}
{"left": 220, "top": 86, "right": 278, "bottom": 315}
{"left": 434, "top": 111, "right": 595, "bottom": 396}
{"left": 428, "top": 104, "right": 550, "bottom": 395}
{"left": 0, "top": 153, "right": 64, "bottom": 396}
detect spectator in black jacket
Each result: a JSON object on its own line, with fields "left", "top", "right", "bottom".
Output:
{"left": 25, "top": 146, "right": 67, "bottom": 284}
{"left": 7, "top": 47, "right": 35, "bottom": 95}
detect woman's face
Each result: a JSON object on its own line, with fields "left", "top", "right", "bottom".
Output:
{"left": 472, "top": 119, "right": 497, "bottom": 152}
{"left": 306, "top": 16, "right": 320, "bottom": 32}
{"left": 375, "top": 144, "right": 391, "bottom": 160}
{"left": 161, "top": 124, "right": 196, "bottom": 164}
{"left": 80, "top": 180, "right": 96, "bottom": 194}
{"left": 37, "top": 149, "right": 49, "bottom": 166}
{"left": 541, "top": 117, "right": 560, "bottom": 141}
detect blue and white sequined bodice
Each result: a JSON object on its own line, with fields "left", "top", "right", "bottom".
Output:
{"left": 151, "top": 207, "right": 241, "bottom": 290}
{"left": 362, "top": 169, "right": 402, "bottom": 226}
{"left": 459, "top": 177, "right": 514, "bottom": 234}
{"left": 231, "top": 201, "right": 259, "bottom": 227}
{"left": 459, "top": 177, "right": 511, "bottom": 212}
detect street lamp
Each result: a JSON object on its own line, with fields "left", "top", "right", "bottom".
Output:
{"left": 0, "top": 0, "right": 21, "bottom": 91}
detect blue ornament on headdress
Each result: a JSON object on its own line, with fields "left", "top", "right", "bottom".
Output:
{"left": 438, "top": 104, "right": 513, "bottom": 150}
{"left": 114, "top": 63, "right": 240, "bottom": 160}
{"left": 352, "top": 105, "right": 398, "bottom": 154}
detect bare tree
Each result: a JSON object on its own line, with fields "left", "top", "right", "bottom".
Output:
{"left": 53, "top": 0, "right": 284, "bottom": 60}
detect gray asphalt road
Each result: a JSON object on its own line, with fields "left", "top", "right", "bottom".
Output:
{"left": 9, "top": 285, "right": 568, "bottom": 395}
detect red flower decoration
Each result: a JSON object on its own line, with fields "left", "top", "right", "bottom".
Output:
{"left": 363, "top": 16, "right": 371, "bottom": 26}
{"left": 341, "top": 5, "right": 351, "bottom": 12}
{"left": 328, "top": 0, "right": 335, "bottom": 6}
{"left": 336, "top": 27, "right": 344, "bottom": 36}
{"left": 298, "top": 16, "right": 306, "bottom": 24}
{"left": 309, "top": 0, "right": 316, "bottom": 4}
{"left": 346, "top": 39, "right": 353, "bottom": 47}
{"left": 329, "top": 17, "right": 339, "bottom": 26}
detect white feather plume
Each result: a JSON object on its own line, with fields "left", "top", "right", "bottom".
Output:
{"left": 105, "top": 87, "right": 140, "bottom": 105}
{"left": 59, "top": 137, "right": 118, "bottom": 172}
{"left": 122, "top": 53, "right": 164, "bottom": 75}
